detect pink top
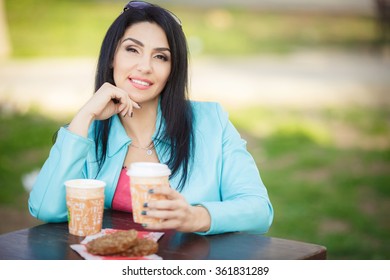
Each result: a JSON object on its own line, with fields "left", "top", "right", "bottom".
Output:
{"left": 112, "top": 167, "right": 132, "bottom": 212}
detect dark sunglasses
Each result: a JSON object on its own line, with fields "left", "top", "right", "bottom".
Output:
{"left": 123, "top": 1, "right": 182, "bottom": 27}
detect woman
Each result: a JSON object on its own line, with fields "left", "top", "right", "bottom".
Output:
{"left": 28, "top": 1, "right": 273, "bottom": 235}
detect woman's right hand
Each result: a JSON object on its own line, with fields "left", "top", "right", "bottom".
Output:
{"left": 68, "top": 82, "right": 140, "bottom": 137}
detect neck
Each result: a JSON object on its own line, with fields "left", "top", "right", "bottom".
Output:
{"left": 120, "top": 99, "right": 158, "bottom": 146}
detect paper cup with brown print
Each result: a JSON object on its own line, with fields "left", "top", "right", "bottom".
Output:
{"left": 65, "top": 179, "right": 105, "bottom": 236}
{"left": 127, "top": 162, "right": 171, "bottom": 224}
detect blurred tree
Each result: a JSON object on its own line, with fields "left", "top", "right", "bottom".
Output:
{"left": 374, "top": 0, "right": 390, "bottom": 43}
{"left": 0, "top": 0, "right": 11, "bottom": 59}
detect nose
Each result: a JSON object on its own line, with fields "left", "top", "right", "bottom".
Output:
{"left": 136, "top": 55, "right": 152, "bottom": 74}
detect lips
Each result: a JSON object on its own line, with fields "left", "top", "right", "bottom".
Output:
{"left": 129, "top": 77, "right": 153, "bottom": 89}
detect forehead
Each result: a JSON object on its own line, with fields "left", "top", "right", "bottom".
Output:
{"left": 121, "top": 21, "right": 169, "bottom": 48}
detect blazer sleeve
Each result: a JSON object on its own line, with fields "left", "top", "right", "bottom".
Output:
{"left": 28, "top": 127, "right": 93, "bottom": 222}
{"left": 198, "top": 104, "right": 274, "bottom": 235}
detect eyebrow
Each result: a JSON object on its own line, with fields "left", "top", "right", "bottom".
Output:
{"left": 122, "top": 37, "right": 171, "bottom": 52}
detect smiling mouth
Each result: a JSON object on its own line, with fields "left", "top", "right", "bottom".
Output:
{"left": 130, "top": 78, "right": 151, "bottom": 87}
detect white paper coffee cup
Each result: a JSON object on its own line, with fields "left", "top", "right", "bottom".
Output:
{"left": 127, "top": 163, "right": 171, "bottom": 224}
{"left": 65, "top": 179, "right": 105, "bottom": 236}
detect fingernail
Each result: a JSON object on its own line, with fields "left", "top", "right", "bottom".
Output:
{"left": 148, "top": 189, "right": 154, "bottom": 194}
{"left": 136, "top": 103, "right": 142, "bottom": 109}
{"left": 143, "top": 202, "right": 148, "bottom": 208}
{"left": 141, "top": 210, "right": 147, "bottom": 215}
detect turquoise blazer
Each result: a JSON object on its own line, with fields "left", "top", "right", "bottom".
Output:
{"left": 29, "top": 102, "right": 273, "bottom": 235}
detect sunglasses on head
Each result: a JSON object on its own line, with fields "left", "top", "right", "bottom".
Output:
{"left": 123, "top": 1, "right": 182, "bottom": 27}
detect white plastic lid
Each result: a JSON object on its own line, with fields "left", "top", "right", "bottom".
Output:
{"left": 64, "top": 179, "right": 106, "bottom": 189}
{"left": 127, "top": 162, "right": 171, "bottom": 177}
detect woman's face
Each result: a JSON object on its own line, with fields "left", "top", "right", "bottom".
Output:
{"left": 112, "top": 21, "right": 171, "bottom": 105}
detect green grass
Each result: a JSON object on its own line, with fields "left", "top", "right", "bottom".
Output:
{"left": 1, "top": 105, "right": 389, "bottom": 259}
{"left": 0, "top": 110, "right": 63, "bottom": 208}
{"left": 5, "top": 0, "right": 121, "bottom": 57}
{"left": 4, "top": 0, "right": 381, "bottom": 57}
{"left": 229, "top": 106, "right": 390, "bottom": 259}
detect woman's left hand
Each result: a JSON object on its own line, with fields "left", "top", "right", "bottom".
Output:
{"left": 142, "top": 187, "right": 211, "bottom": 233}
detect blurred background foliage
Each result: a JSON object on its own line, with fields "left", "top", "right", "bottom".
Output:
{"left": 4, "top": 0, "right": 382, "bottom": 57}
{"left": 0, "top": 0, "right": 389, "bottom": 260}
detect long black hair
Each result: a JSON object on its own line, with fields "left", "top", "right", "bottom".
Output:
{"left": 94, "top": 2, "right": 194, "bottom": 191}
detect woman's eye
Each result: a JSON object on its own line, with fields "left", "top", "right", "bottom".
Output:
{"left": 155, "top": 54, "right": 168, "bottom": 61}
{"left": 125, "top": 47, "right": 138, "bottom": 53}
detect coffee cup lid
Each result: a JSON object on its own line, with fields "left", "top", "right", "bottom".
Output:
{"left": 126, "top": 162, "right": 171, "bottom": 177}
{"left": 64, "top": 179, "right": 106, "bottom": 188}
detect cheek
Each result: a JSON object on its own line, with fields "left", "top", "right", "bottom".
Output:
{"left": 112, "top": 62, "right": 127, "bottom": 84}
{"left": 158, "top": 65, "right": 171, "bottom": 85}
